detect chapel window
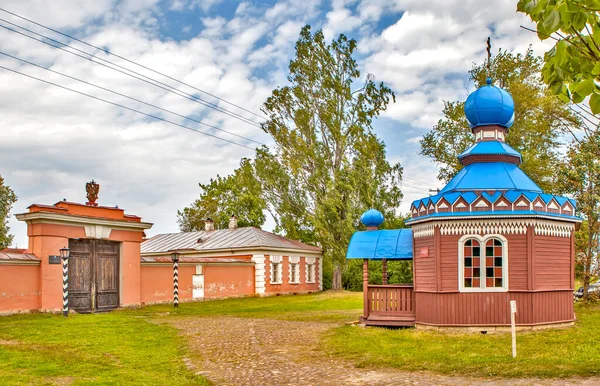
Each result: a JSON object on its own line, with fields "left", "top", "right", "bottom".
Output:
{"left": 460, "top": 237, "right": 506, "bottom": 291}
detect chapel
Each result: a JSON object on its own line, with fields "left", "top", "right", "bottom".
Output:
{"left": 347, "top": 78, "right": 580, "bottom": 330}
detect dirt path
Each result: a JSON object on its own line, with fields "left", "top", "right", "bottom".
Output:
{"left": 169, "top": 316, "right": 599, "bottom": 386}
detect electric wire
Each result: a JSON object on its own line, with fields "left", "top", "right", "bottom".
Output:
{"left": 0, "top": 6, "right": 266, "bottom": 120}
{"left": 0, "top": 17, "right": 263, "bottom": 129}
{"left": 0, "top": 51, "right": 264, "bottom": 146}
{"left": 0, "top": 65, "right": 257, "bottom": 150}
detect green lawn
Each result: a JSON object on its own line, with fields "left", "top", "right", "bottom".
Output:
{"left": 0, "top": 291, "right": 599, "bottom": 383}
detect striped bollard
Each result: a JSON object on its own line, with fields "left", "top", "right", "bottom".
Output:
{"left": 172, "top": 252, "right": 180, "bottom": 308}
{"left": 62, "top": 255, "right": 69, "bottom": 317}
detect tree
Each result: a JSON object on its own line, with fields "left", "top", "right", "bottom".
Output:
{"left": 0, "top": 175, "right": 17, "bottom": 249}
{"left": 259, "top": 25, "right": 402, "bottom": 290}
{"left": 557, "top": 132, "right": 600, "bottom": 300}
{"left": 177, "top": 158, "right": 267, "bottom": 231}
{"left": 179, "top": 25, "right": 403, "bottom": 290}
{"left": 420, "top": 49, "right": 579, "bottom": 192}
{"left": 518, "top": 0, "right": 600, "bottom": 115}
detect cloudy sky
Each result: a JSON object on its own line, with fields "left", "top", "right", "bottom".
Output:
{"left": 0, "top": 0, "right": 551, "bottom": 247}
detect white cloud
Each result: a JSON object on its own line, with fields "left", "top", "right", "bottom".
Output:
{"left": 0, "top": 0, "right": 560, "bottom": 247}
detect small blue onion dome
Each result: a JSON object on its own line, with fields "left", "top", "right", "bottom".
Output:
{"left": 360, "top": 208, "right": 384, "bottom": 227}
{"left": 464, "top": 78, "right": 515, "bottom": 129}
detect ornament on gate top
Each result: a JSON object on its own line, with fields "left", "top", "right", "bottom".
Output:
{"left": 85, "top": 180, "right": 100, "bottom": 206}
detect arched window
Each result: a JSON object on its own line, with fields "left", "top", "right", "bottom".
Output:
{"left": 459, "top": 235, "right": 507, "bottom": 292}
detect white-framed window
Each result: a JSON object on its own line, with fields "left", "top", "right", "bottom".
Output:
{"left": 305, "top": 257, "right": 316, "bottom": 283}
{"left": 458, "top": 234, "right": 508, "bottom": 292}
{"left": 270, "top": 255, "right": 282, "bottom": 284}
{"left": 289, "top": 256, "right": 300, "bottom": 284}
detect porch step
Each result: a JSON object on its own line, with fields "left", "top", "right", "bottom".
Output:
{"left": 363, "top": 314, "right": 416, "bottom": 327}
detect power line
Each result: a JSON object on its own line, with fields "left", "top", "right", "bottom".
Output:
{"left": 0, "top": 65, "right": 257, "bottom": 150}
{"left": 0, "top": 17, "right": 263, "bottom": 129}
{"left": 0, "top": 6, "right": 266, "bottom": 121}
{"left": 0, "top": 51, "right": 264, "bottom": 146}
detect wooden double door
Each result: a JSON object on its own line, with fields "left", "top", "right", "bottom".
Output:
{"left": 68, "top": 239, "right": 120, "bottom": 313}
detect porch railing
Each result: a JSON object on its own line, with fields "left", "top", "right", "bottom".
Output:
{"left": 367, "top": 284, "right": 415, "bottom": 317}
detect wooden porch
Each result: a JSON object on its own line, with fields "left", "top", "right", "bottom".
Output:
{"left": 361, "top": 259, "right": 416, "bottom": 327}
{"left": 362, "top": 284, "right": 416, "bottom": 327}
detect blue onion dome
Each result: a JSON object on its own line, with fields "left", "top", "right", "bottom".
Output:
{"left": 464, "top": 78, "right": 515, "bottom": 129}
{"left": 361, "top": 208, "right": 384, "bottom": 227}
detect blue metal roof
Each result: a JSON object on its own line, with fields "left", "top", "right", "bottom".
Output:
{"left": 464, "top": 79, "right": 515, "bottom": 128}
{"left": 440, "top": 162, "right": 542, "bottom": 193}
{"left": 346, "top": 229, "right": 413, "bottom": 260}
{"left": 458, "top": 141, "right": 522, "bottom": 163}
{"left": 406, "top": 210, "right": 581, "bottom": 225}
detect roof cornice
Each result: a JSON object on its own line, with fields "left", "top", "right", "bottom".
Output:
{"left": 15, "top": 211, "right": 153, "bottom": 231}
{"left": 406, "top": 212, "right": 582, "bottom": 226}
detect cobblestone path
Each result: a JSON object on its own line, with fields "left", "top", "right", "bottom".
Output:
{"left": 168, "top": 316, "right": 599, "bottom": 386}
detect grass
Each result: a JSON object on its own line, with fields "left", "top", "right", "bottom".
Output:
{"left": 1, "top": 291, "right": 599, "bottom": 382}
{"left": 324, "top": 298, "right": 600, "bottom": 378}
{"left": 0, "top": 312, "right": 209, "bottom": 385}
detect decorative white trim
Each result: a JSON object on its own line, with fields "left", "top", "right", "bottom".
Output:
{"left": 534, "top": 221, "right": 574, "bottom": 237}
{"left": 496, "top": 201, "right": 508, "bottom": 207}
{"left": 438, "top": 202, "right": 449, "bottom": 209}
{"left": 318, "top": 257, "right": 323, "bottom": 291}
{"left": 413, "top": 223, "right": 435, "bottom": 238}
{"left": 548, "top": 201, "right": 559, "bottom": 210}
{"left": 412, "top": 208, "right": 418, "bottom": 216}
{"left": 458, "top": 234, "right": 509, "bottom": 293}
{"left": 84, "top": 224, "right": 112, "bottom": 239}
{"left": 16, "top": 211, "right": 153, "bottom": 230}
{"left": 475, "top": 200, "right": 490, "bottom": 208}
{"left": 428, "top": 203, "right": 435, "bottom": 210}
{"left": 305, "top": 257, "right": 315, "bottom": 265}
{"left": 251, "top": 254, "right": 266, "bottom": 295}
{"left": 269, "top": 255, "right": 283, "bottom": 284}
{"left": 439, "top": 219, "right": 528, "bottom": 235}
{"left": 483, "top": 130, "right": 495, "bottom": 138}
{"left": 515, "top": 199, "right": 529, "bottom": 208}
{"left": 455, "top": 202, "right": 467, "bottom": 208}
{"left": 289, "top": 257, "right": 300, "bottom": 284}
{"left": 305, "top": 260, "right": 316, "bottom": 283}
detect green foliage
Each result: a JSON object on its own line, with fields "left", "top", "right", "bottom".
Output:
{"left": 420, "top": 49, "right": 578, "bottom": 191}
{"left": 260, "top": 26, "right": 403, "bottom": 290}
{"left": 180, "top": 25, "right": 403, "bottom": 289}
{"left": 518, "top": 0, "right": 600, "bottom": 113}
{"left": 0, "top": 175, "right": 17, "bottom": 249}
{"left": 557, "top": 132, "right": 600, "bottom": 299}
{"left": 177, "top": 158, "right": 266, "bottom": 231}
{"left": 342, "top": 260, "right": 413, "bottom": 291}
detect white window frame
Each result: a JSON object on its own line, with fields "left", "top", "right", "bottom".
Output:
{"left": 305, "top": 257, "right": 316, "bottom": 284}
{"left": 458, "top": 234, "right": 508, "bottom": 293}
{"left": 270, "top": 255, "right": 283, "bottom": 284}
{"left": 289, "top": 256, "right": 300, "bottom": 284}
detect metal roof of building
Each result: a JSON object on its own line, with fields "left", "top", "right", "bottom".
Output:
{"left": 440, "top": 162, "right": 542, "bottom": 193}
{"left": 346, "top": 229, "right": 413, "bottom": 260}
{"left": 141, "top": 227, "right": 321, "bottom": 254}
{"left": 141, "top": 256, "right": 254, "bottom": 264}
{"left": 0, "top": 249, "right": 40, "bottom": 262}
{"left": 458, "top": 141, "right": 522, "bottom": 163}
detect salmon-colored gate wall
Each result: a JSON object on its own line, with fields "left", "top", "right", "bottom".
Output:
{"left": 140, "top": 264, "right": 255, "bottom": 304}
{"left": 12, "top": 201, "right": 152, "bottom": 313}
{"left": 0, "top": 265, "right": 40, "bottom": 313}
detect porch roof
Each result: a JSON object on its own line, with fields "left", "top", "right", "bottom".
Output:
{"left": 346, "top": 229, "right": 413, "bottom": 260}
